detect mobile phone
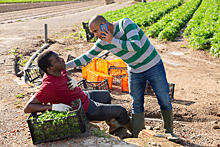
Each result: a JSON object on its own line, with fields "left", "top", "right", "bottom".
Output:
{"left": 100, "top": 24, "right": 108, "bottom": 38}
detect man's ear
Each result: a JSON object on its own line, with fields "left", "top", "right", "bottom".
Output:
{"left": 46, "top": 67, "right": 53, "bottom": 74}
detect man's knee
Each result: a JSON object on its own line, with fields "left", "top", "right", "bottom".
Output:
{"left": 87, "top": 90, "right": 111, "bottom": 104}
{"left": 160, "top": 102, "right": 172, "bottom": 111}
{"left": 101, "top": 90, "right": 111, "bottom": 103}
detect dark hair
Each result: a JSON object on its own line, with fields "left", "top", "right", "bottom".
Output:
{"left": 37, "top": 50, "right": 54, "bottom": 74}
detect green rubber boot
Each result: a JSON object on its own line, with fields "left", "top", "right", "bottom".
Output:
{"left": 161, "top": 109, "right": 181, "bottom": 143}
{"left": 132, "top": 112, "right": 145, "bottom": 138}
{"left": 105, "top": 118, "right": 123, "bottom": 134}
{"left": 123, "top": 118, "right": 133, "bottom": 134}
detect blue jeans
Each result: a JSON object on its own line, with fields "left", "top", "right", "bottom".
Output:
{"left": 128, "top": 60, "right": 172, "bottom": 114}
{"left": 84, "top": 90, "right": 130, "bottom": 125}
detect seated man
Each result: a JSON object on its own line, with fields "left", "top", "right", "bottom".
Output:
{"left": 24, "top": 50, "right": 133, "bottom": 134}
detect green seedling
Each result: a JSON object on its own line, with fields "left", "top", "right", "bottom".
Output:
{"left": 10, "top": 50, "right": 17, "bottom": 55}
{"left": 16, "top": 94, "right": 24, "bottom": 98}
{"left": 181, "top": 45, "right": 188, "bottom": 48}
{"left": 36, "top": 35, "right": 41, "bottom": 38}
{"left": 104, "top": 134, "right": 111, "bottom": 138}
{"left": 18, "top": 56, "right": 30, "bottom": 67}
{"left": 62, "top": 36, "right": 70, "bottom": 39}
{"left": 62, "top": 32, "right": 81, "bottom": 40}
{"left": 64, "top": 47, "right": 72, "bottom": 50}
{"left": 29, "top": 82, "right": 34, "bottom": 86}
{"left": 13, "top": 101, "right": 21, "bottom": 105}
{"left": 92, "top": 129, "right": 110, "bottom": 138}
{"left": 13, "top": 47, "right": 18, "bottom": 51}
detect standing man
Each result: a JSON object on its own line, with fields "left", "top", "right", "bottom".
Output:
{"left": 66, "top": 15, "right": 180, "bottom": 142}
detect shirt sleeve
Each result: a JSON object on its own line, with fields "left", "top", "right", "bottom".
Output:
{"left": 111, "top": 18, "right": 142, "bottom": 52}
{"left": 35, "top": 83, "right": 57, "bottom": 104}
{"left": 65, "top": 43, "right": 103, "bottom": 69}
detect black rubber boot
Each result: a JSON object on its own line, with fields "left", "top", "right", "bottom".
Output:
{"left": 105, "top": 118, "right": 123, "bottom": 134}
{"left": 161, "top": 109, "right": 181, "bottom": 143}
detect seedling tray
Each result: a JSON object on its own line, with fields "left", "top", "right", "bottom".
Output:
{"left": 27, "top": 99, "right": 87, "bottom": 145}
{"left": 77, "top": 79, "right": 110, "bottom": 92}
{"left": 25, "top": 65, "right": 44, "bottom": 83}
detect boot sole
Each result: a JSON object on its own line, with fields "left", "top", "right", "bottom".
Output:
{"left": 109, "top": 126, "right": 125, "bottom": 134}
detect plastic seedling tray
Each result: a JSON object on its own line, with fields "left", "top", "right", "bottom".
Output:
{"left": 27, "top": 99, "right": 87, "bottom": 145}
{"left": 77, "top": 79, "right": 110, "bottom": 92}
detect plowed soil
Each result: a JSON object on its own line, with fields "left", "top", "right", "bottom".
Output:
{"left": 0, "top": 1, "right": 220, "bottom": 147}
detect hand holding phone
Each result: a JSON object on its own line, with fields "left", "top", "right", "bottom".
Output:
{"left": 100, "top": 24, "right": 109, "bottom": 38}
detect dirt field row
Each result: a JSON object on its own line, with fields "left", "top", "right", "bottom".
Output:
{"left": 0, "top": 0, "right": 220, "bottom": 146}
{"left": 0, "top": 0, "right": 104, "bottom": 24}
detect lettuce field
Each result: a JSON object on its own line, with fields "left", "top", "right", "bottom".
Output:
{"left": 82, "top": 0, "right": 220, "bottom": 57}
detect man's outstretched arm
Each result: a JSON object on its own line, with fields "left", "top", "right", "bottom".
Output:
{"left": 24, "top": 95, "right": 72, "bottom": 113}
{"left": 24, "top": 95, "right": 52, "bottom": 113}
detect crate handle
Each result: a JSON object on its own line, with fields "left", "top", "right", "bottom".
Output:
{"left": 71, "top": 99, "right": 82, "bottom": 111}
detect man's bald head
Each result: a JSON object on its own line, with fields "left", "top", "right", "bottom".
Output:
{"left": 89, "top": 15, "right": 108, "bottom": 27}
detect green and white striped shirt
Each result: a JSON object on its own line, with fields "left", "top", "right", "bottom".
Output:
{"left": 66, "top": 18, "right": 161, "bottom": 73}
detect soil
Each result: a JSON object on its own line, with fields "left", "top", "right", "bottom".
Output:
{"left": 0, "top": 1, "right": 80, "bottom": 13}
{"left": 0, "top": 0, "right": 220, "bottom": 147}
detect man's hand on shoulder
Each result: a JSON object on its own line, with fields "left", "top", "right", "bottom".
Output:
{"left": 67, "top": 76, "right": 77, "bottom": 90}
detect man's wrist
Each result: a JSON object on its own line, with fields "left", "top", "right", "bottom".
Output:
{"left": 48, "top": 105, "right": 52, "bottom": 111}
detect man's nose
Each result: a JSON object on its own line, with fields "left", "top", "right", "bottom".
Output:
{"left": 94, "top": 33, "right": 98, "bottom": 38}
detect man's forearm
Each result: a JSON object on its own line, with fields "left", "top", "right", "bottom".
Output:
{"left": 65, "top": 60, "right": 77, "bottom": 69}
{"left": 65, "top": 46, "right": 101, "bottom": 69}
{"left": 24, "top": 103, "right": 52, "bottom": 113}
